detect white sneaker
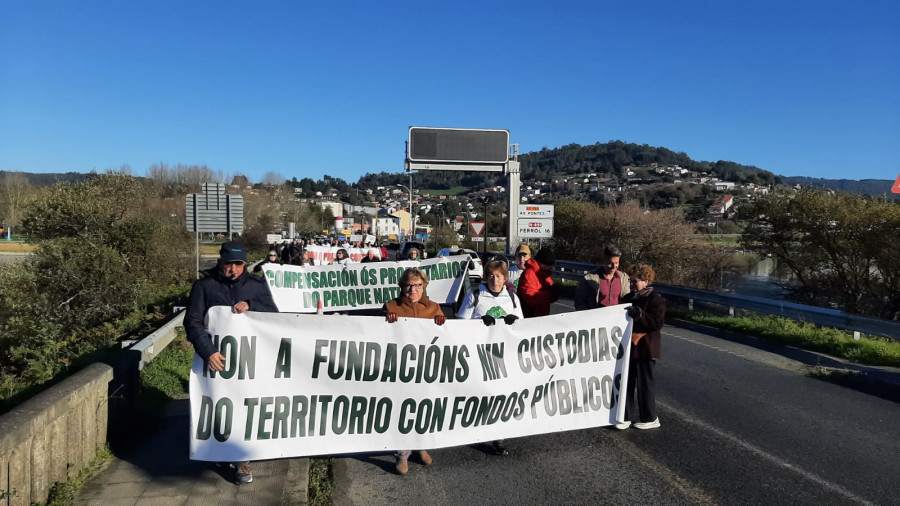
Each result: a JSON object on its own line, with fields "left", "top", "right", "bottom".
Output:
{"left": 614, "top": 421, "right": 631, "bottom": 430}
{"left": 634, "top": 418, "right": 660, "bottom": 430}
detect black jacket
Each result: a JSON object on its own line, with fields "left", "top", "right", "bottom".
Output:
{"left": 185, "top": 267, "right": 279, "bottom": 360}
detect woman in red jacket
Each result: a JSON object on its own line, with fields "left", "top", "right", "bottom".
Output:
{"left": 516, "top": 249, "right": 557, "bottom": 317}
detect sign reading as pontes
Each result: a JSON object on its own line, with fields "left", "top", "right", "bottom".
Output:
{"left": 262, "top": 256, "right": 472, "bottom": 312}
{"left": 189, "top": 305, "right": 633, "bottom": 461}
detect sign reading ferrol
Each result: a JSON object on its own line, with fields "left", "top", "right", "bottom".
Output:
{"left": 408, "top": 127, "right": 509, "bottom": 167}
{"left": 517, "top": 218, "right": 554, "bottom": 238}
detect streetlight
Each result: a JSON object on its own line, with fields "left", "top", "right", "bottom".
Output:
{"left": 396, "top": 181, "right": 414, "bottom": 238}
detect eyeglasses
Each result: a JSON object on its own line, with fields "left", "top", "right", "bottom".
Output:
{"left": 403, "top": 283, "right": 424, "bottom": 290}
{"left": 268, "top": 254, "right": 277, "bottom": 258}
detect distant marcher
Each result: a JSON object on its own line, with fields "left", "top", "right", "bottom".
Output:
{"left": 383, "top": 268, "right": 446, "bottom": 474}
{"left": 507, "top": 244, "right": 531, "bottom": 286}
{"left": 516, "top": 249, "right": 557, "bottom": 318}
{"left": 253, "top": 249, "right": 282, "bottom": 273}
{"left": 333, "top": 248, "right": 351, "bottom": 265}
{"left": 361, "top": 249, "right": 380, "bottom": 263}
{"left": 290, "top": 240, "right": 303, "bottom": 265}
{"left": 575, "top": 245, "right": 630, "bottom": 310}
{"left": 407, "top": 248, "right": 421, "bottom": 261}
{"left": 616, "top": 264, "right": 666, "bottom": 431}
{"left": 299, "top": 250, "right": 315, "bottom": 267}
{"left": 184, "top": 241, "right": 279, "bottom": 484}
{"left": 281, "top": 240, "right": 292, "bottom": 264}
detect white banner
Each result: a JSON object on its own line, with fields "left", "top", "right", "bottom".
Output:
{"left": 188, "top": 306, "right": 632, "bottom": 461}
{"left": 304, "top": 244, "right": 380, "bottom": 265}
{"left": 262, "top": 256, "right": 472, "bottom": 312}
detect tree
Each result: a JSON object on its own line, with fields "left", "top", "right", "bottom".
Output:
{"left": 0, "top": 171, "right": 31, "bottom": 238}
{"left": 741, "top": 188, "right": 900, "bottom": 318}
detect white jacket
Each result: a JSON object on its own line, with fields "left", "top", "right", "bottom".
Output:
{"left": 456, "top": 284, "right": 524, "bottom": 320}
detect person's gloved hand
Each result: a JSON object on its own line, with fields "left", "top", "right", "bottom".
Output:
{"left": 482, "top": 315, "right": 496, "bottom": 326}
{"left": 434, "top": 314, "right": 447, "bottom": 326}
{"left": 386, "top": 312, "right": 398, "bottom": 323}
{"left": 503, "top": 314, "right": 519, "bottom": 325}
{"left": 626, "top": 305, "right": 643, "bottom": 319}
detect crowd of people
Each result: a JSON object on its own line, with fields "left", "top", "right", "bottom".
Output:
{"left": 186, "top": 239, "right": 665, "bottom": 482}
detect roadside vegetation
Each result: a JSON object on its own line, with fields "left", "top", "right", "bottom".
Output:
{"left": 0, "top": 172, "right": 194, "bottom": 412}
{"left": 668, "top": 308, "right": 900, "bottom": 368}
{"left": 40, "top": 446, "right": 114, "bottom": 506}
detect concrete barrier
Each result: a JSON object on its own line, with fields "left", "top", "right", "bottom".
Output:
{"left": 0, "top": 363, "right": 113, "bottom": 505}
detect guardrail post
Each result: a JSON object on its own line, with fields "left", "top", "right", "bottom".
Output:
{"left": 688, "top": 298, "right": 693, "bottom": 311}
{"left": 729, "top": 306, "right": 735, "bottom": 317}
{"left": 853, "top": 331, "right": 860, "bottom": 341}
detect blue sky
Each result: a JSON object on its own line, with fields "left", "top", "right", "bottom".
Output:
{"left": 1, "top": 0, "right": 898, "bottom": 183}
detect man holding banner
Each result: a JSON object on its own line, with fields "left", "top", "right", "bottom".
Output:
{"left": 185, "top": 241, "right": 279, "bottom": 485}
{"left": 384, "top": 267, "right": 447, "bottom": 475}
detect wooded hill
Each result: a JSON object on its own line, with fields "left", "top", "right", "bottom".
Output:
{"left": 353, "top": 140, "right": 781, "bottom": 192}
{"left": 781, "top": 177, "right": 899, "bottom": 199}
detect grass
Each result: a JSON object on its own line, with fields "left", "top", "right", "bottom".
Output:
{"left": 308, "top": 458, "right": 334, "bottom": 506}
{"left": 423, "top": 186, "right": 470, "bottom": 196}
{"left": 139, "top": 330, "right": 194, "bottom": 412}
{"left": 668, "top": 308, "right": 900, "bottom": 368}
{"left": 40, "top": 445, "right": 114, "bottom": 506}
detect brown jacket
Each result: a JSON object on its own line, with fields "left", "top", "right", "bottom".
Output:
{"left": 622, "top": 288, "right": 666, "bottom": 360}
{"left": 383, "top": 296, "right": 444, "bottom": 319}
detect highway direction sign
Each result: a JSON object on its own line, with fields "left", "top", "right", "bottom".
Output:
{"left": 517, "top": 218, "right": 553, "bottom": 238}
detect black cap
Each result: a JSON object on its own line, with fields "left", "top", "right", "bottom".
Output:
{"left": 219, "top": 241, "right": 247, "bottom": 263}
{"left": 535, "top": 249, "right": 556, "bottom": 266}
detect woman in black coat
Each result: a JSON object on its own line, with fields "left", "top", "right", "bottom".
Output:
{"left": 617, "top": 263, "right": 666, "bottom": 430}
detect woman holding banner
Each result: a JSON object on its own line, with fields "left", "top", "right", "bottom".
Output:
{"left": 383, "top": 267, "right": 447, "bottom": 475}
{"left": 616, "top": 264, "right": 666, "bottom": 431}
{"left": 456, "top": 259, "right": 523, "bottom": 456}
{"left": 333, "top": 248, "right": 351, "bottom": 265}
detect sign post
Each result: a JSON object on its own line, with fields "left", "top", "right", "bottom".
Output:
{"left": 186, "top": 183, "right": 245, "bottom": 279}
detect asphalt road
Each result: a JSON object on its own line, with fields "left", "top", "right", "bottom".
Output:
{"left": 331, "top": 299, "right": 900, "bottom": 506}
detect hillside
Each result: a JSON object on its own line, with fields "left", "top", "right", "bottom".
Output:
{"left": 0, "top": 170, "right": 92, "bottom": 186}
{"left": 781, "top": 177, "right": 899, "bottom": 199}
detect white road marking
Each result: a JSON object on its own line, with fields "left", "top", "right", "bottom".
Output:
{"left": 658, "top": 401, "right": 875, "bottom": 505}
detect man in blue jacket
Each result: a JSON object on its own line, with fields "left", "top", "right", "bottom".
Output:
{"left": 184, "top": 240, "right": 278, "bottom": 484}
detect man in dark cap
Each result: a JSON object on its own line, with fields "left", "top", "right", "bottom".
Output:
{"left": 184, "top": 241, "right": 278, "bottom": 485}
{"left": 516, "top": 248, "right": 557, "bottom": 317}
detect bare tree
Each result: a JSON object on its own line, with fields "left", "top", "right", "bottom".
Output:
{"left": 0, "top": 171, "right": 31, "bottom": 239}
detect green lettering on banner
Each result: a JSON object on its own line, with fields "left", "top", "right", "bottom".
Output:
{"left": 272, "top": 396, "right": 291, "bottom": 438}
{"left": 257, "top": 396, "right": 274, "bottom": 440}
{"left": 196, "top": 395, "right": 213, "bottom": 440}
{"left": 244, "top": 397, "right": 259, "bottom": 440}
{"left": 275, "top": 338, "right": 292, "bottom": 378}
{"left": 213, "top": 397, "right": 233, "bottom": 442}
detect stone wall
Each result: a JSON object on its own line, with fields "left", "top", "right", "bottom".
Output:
{"left": 0, "top": 363, "right": 113, "bottom": 505}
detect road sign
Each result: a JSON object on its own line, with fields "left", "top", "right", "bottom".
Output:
{"left": 470, "top": 221, "right": 485, "bottom": 236}
{"left": 517, "top": 218, "right": 554, "bottom": 238}
{"left": 408, "top": 127, "right": 509, "bottom": 164}
{"left": 186, "top": 192, "right": 244, "bottom": 233}
{"left": 471, "top": 237, "right": 484, "bottom": 242}
{"left": 518, "top": 204, "right": 554, "bottom": 219}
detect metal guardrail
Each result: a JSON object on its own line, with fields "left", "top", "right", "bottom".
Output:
{"left": 553, "top": 260, "right": 900, "bottom": 341}
{"left": 128, "top": 310, "right": 185, "bottom": 370}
